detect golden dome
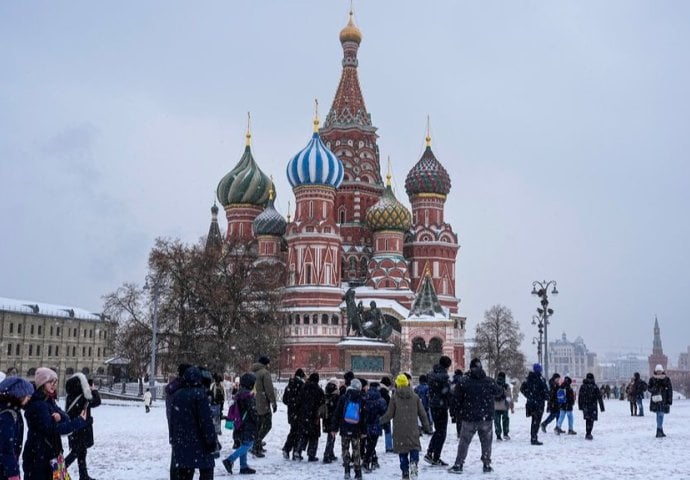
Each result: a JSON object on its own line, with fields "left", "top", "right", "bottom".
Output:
{"left": 339, "top": 11, "right": 362, "bottom": 44}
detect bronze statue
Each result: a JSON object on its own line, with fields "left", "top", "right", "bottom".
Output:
{"left": 343, "top": 289, "right": 392, "bottom": 340}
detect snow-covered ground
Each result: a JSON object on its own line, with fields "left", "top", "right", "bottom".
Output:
{"left": 27, "top": 395, "right": 690, "bottom": 479}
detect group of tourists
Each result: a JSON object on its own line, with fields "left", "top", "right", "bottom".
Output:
{"left": 0, "top": 367, "right": 100, "bottom": 480}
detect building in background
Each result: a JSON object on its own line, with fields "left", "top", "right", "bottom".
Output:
{"left": 548, "top": 332, "right": 597, "bottom": 381}
{"left": 0, "top": 297, "right": 116, "bottom": 392}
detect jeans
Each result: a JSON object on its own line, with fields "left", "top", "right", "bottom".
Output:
{"left": 227, "top": 440, "right": 254, "bottom": 469}
{"left": 383, "top": 422, "right": 393, "bottom": 451}
{"left": 493, "top": 410, "right": 509, "bottom": 436}
{"left": 427, "top": 407, "right": 448, "bottom": 459}
{"left": 557, "top": 410, "right": 574, "bottom": 431}
{"left": 542, "top": 410, "right": 559, "bottom": 427}
{"left": 637, "top": 397, "right": 644, "bottom": 416}
{"left": 399, "top": 449, "right": 419, "bottom": 475}
{"left": 454, "top": 420, "right": 492, "bottom": 467}
{"left": 656, "top": 411, "right": 665, "bottom": 429}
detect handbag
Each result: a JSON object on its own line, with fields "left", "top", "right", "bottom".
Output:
{"left": 651, "top": 394, "right": 662, "bottom": 402}
{"left": 50, "top": 454, "right": 71, "bottom": 480}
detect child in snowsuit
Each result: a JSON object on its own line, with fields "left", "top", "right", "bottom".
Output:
{"left": 331, "top": 379, "right": 367, "bottom": 480}
{"left": 363, "top": 382, "right": 387, "bottom": 472}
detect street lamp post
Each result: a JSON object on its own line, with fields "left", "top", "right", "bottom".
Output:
{"left": 531, "top": 314, "right": 544, "bottom": 365}
{"left": 531, "top": 280, "right": 558, "bottom": 378}
{"left": 144, "top": 277, "right": 160, "bottom": 401}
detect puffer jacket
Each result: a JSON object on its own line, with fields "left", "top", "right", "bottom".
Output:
{"left": 0, "top": 400, "right": 24, "bottom": 479}
{"left": 520, "top": 371, "right": 549, "bottom": 417}
{"left": 65, "top": 373, "right": 101, "bottom": 451}
{"left": 455, "top": 366, "right": 502, "bottom": 422}
{"left": 379, "top": 386, "right": 429, "bottom": 454}
{"left": 427, "top": 364, "right": 451, "bottom": 409}
{"left": 648, "top": 373, "right": 673, "bottom": 414}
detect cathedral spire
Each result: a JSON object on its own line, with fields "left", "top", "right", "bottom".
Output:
{"left": 426, "top": 115, "right": 432, "bottom": 147}
{"left": 652, "top": 315, "right": 664, "bottom": 355}
{"left": 246, "top": 111, "right": 252, "bottom": 146}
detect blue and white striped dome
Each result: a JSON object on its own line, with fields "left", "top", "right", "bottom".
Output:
{"left": 286, "top": 131, "right": 344, "bottom": 188}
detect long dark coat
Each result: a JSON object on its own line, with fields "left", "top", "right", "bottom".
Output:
{"left": 23, "top": 388, "right": 87, "bottom": 480}
{"left": 297, "top": 379, "right": 325, "bottom": 438}
{"left": 379, "top": 386, "right": 429, "bottom": 454}
{"left": 455, "top": 366, "right": 502, "bottom": 422}
{"left": 168, "top": 367, "right": 218, "bottom": 470}
{"left": 648, "top": 374, "right": 673, "bottom": 414}
{"left": 427, "top": 364, "right": 451, "bottom": 410}
{"left": 546, "top": 375, "right": 562, "bottom": 413}
{"left": 578, "top": 378, "right": 605, "bottom": 421}
{"left": 0, "top": 401, "right": 24, "bottom": 479}
{"left": 65, "top": 373, "right": 101, "bottom": 451}
{"left": 520, "top": 371, "right": 549, "bottom": 417}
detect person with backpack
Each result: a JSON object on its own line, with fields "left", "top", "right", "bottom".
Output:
{"left": 321, "top": 378, "right": 340, "bottom": 464}
{"left": 413, "top": 375, "right": 432, "bottom": 434}
{"left": 493, "top": 372, "right": 514, "bottom": 441}
{"left": 362, "top": 382, "right": 387, "bottom": 472}
{"left": 520, "top": 363, "right": 550, "bottom": 445}
{"left": 554, "top": 376, "right": 576, "bottom": 435}
{"left": 625, "top": 377, "right": 637, "bottom": 416}
{"left": 578, "top": 373, "right": 605, "bottom": 440}
{"left": 222, "top": 372, "right": 259, "bottom": 475}
{"left": 294, "top": 373, "right": 325, "bottom": 462}
{"left": 378, "top": 376, "right": 393, "bottom": 453}
{"left": 331, "top": 378, "right": 367, "bottom": 480}
{"left": 424, "top": 355, "right": 452, "bottom": 466}
{"left": 64, "top": 373, "right": 102, "bottom": 480}
{"left": 281, "top": 368, "right": 306, "bottom": 460}
{"left": 632, "top": 372, "right": 647, "bottom": 417}
{"left": 648, "top": 364, "right": 673, "bottom": 438}
{"left": 380, "top": 374, "right": 430, "bottom": 480}
{"left": 0, "top": 376, "right": 34, "bottom": 480}
{"left": 540, "top": 372, "right": 561, "bottom": 433}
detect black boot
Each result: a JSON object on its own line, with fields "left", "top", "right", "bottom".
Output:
{"left": 354, "top": 467, "right": 363, "bottom": 480}
{"left": 656, "top": 428, "right": 663, "bottom": 438}
{"left": 343, "top": 466, "right": 351, "bottom": 480}
{"left": 660, "top": 428, "right": 666, "bottom": 437}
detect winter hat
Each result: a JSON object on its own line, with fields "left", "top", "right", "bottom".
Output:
{"left": 258, "top": 356, "right": 271, "bottom": 366}
{"left": 177, "top": 363, "right": 192, "bottom": 376}
{"left": 380, "top": 376, "right": 392, "bottom": 387}
{"left": 34, "top": 367, "right": 58, "bottom": 388}
{"left": 497, "top": 372, "right": 506, "bottom": 380}
{"left": 470, "top": 358, "right": 482, "bottom": 370}
{"left": 439, "top": 355, "right": 452, "bottom": 369}
{"left": 325, "top": 382, "right": 338, "bottom": 395}
{"left": 369, "top": 382, "right": 380, "bottom": 389}
{"left": 240, "top": 372, "right": 256, "bottom": 389}
{"left": 419, "top": 374, "right": 428, "bottom": 383}
{"left": 358, "top": 378, "right": 368, "bottom": 388}
{"left": 295, "top": 368, "right": 306, "bottom": 378}
{"left": 586, "top": 373, "right": 595, "bottom": 381}
{"left": 532, "top": 363, "right": 543, "bottom": 374}
{"left": 344, "top": 371, "right": 355, "bottom": 385}
{"left": 349, "top": 379, "right": 362, "bottom": 391}
{"left": 655, "top": 364, "right": 664, "bottom": 373}
{"left": 0, "top": 376, "right": 34, "bottom": 398}
{"left": 395, "top": 374, "right": 409, "bottom": 388}
{"left": 563, "top": 376, "right": 572, "bottom": 385}
{"left": 327, "top": 377, "right": 339, "bottom": 387}
{"left": 308, "top": 372, "right": 320, "bottom": 383}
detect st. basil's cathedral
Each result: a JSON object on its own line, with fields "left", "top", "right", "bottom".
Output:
{"left": 208, "top": 11, "right": 466, "bottom": 377}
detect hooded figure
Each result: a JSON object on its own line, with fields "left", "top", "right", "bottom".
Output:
{"left": 0, "top": 377, "right": 34, "bottom": 480}
{"left": 64, "top": 372, "right": 101, "bottom": 480}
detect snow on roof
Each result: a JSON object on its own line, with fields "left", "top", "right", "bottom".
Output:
{"left": 0, "top": 296, "right": 103, "bottom": 321}
{"left": 337, "top": 337, "right": 395, "bottom": 347}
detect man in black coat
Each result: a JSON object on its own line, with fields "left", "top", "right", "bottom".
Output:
{"left": 424, "top": 355, "right": 452, "bottom": 466}
{"left": 520, "top": 363, "right": 550, "bottom": 445}
{"left": 632, "top": 372, "right": 647, "bottom": 416}
{"left": 448, "top": 359, "right": 502, "bottom": 474}
{"left": 295, "top": 373, "right": 325, "bottom": 461}
{"left": 281, "top": 368, "right": 306, "bottom": 459}
{"left": 64, "top": 373, "right": 101, "bottom": 480}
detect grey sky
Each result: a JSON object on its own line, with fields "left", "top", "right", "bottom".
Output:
{"left": 1, "top": 1, "right": 688, "bottom": 363}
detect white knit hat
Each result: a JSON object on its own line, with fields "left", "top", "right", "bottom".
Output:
{"left": 34, "top": 367, "right": 58, "bottom": 388}
{"left": 655, "top": 364, "right": 664, "bottom": 373}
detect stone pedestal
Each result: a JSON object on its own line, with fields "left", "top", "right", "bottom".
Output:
{"left": 338, "top": 337, "right": 395, "bottom": 377}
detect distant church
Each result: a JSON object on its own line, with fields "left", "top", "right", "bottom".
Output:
{"left": 207, "top": 10, "right": 465, "bottom": 377}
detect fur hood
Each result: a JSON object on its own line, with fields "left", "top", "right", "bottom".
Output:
{"left": 65, "top": 372, "right": 93, "bottom": 401}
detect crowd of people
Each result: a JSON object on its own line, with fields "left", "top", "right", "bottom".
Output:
{"left": 0, "top": 359, "right": 675, "bottom": 480}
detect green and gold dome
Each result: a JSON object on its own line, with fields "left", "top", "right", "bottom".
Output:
{"left": 366, "top": 172, "right": 412, "bottom": 232}
{"left": 216, "top": 128, "right": 271, "bottom": 207}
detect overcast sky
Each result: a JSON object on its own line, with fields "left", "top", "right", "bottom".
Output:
{"left": 1, "top": 1, "right": 688, "bottom": 364}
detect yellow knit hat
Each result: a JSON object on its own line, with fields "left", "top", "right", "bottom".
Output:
{"left": 395, "top": 373, "right": 409, "bottom": 388}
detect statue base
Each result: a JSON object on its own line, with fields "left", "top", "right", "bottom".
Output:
{"left": 338, "top": 337, "right": 394, "bottom": 377}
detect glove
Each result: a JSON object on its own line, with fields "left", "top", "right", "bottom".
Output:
{"left": 272, "top": 403, "right": 277, "bottom": 413}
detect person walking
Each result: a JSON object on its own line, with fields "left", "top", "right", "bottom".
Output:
{"left": 294, "top": 373, "right": 325, "bottom": 462}
{"left": 379, "top": 376, "right": 394, "bottom": 453}
{"left": 23, "top": 368, "right": 88, "bottom": 480}
{"left": 168, "top": 366, "right": 218, "bottom": 480}
{"left": 362, "top": 382, "right": 387, "bottom": 472}
{"left": 554, "top": 376, "right": 577, "bottom": 435}
{"left": 648, "top": 364, "right": 673, "bottom": 438}
{"left": 222, "top": 373, "right": 259, "bottom": 475}
{"left": 379, "top": 374, "right": 430, "bottom": 480}
{"left": 448, "top": 358, "right": 502, "bottom": 474}
{"left": 424, "top": 355, "right": 452, "bottom": 466}
{"left": 577, "top": 373, "right": 604, "bottom": 440}
{"left": 540, "top": 373, "right": 561, "bottom": 432}
{"left": 413, "top": 375, "right": 432, "bottom": 433}
{"left": 632, "top": 372, "right": 647, "bottom": 417}
{"left": 64, "top": 373, "right": 102, "bottom": 480}
{"left": 0, "top": 376, "right": 34, "bottom": 480}
{"left": 321, "top": 378, "right": 340, "bottom": 464}
{"left": 449, "top": 369, "right": 464, "bottom": 438}
{"left": 493, "top": 371, "right": 514, "bottom": 441}
{"left": 281, "top": 368, "right": 306, "bottom": 460}
{"left": 331, "top": 379, "right": 366, "bottom": 480}
{"left": 251, "top": 356, "right": 277, "bottom": 457}
{"left": 143, "top": 388, "right": 152, "bottom": 413}
{"left": 625, "top": 377, "right": 637, "bottom": 415}
{"left": 520, "top": 363, "right": 550, "bottom": 445}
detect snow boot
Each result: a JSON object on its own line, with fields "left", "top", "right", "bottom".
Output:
{"left": 239, "top": 466, "right": 256, "bottom": 474}
{"left": 483, "top": 463, "right": 493, "bottom": 473}
{"left": 540, "top": 422, "right": 547, "bottom": 433}
{"left": 503, "top": 433, "right": 510, "bottom": 440}
{"left": 448, "top": 464, "right": 463, "bottom": 474}
{"left": 567, "top": 429, "right": 577, "bottom": 435}
{"left": 354, "top": 467, "right": 363, "bottom": 480}
{"left": 531, "top": 439, "right": 543, "bottom": 445}
{"left": 344, "top": 465, "right": 351, "bottom": 480}
{"left": 410, "top": 462, "right": 418, "bottom": 480}
{"left": 656, "top": 428, "right": 663, "bottom": 438}
{"left": 660, "top": 428, "right": 666, "bottom": 437}
{"left": 496, "top": 433, "right": 502, "bottom": 441}
{"left": 554, "top": 426, "right": 564, "bottom": 435}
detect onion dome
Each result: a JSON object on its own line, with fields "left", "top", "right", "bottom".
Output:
{"left": 253, "top": 183, "right": 287, "bottom": 236}
{"left": 366, "top": 171, "right": 412, "bottom": 232}
{"left": 404, "top": 131, "right": 451, "bottom": 197}
{"left": 217, "top": 126, "right": 271, "bottom": 207}
{"left": 286, "top": 109, "right": 344, "bottom": 188}
{"left": 339, "top": 10, "right": 362, "bottom": 44}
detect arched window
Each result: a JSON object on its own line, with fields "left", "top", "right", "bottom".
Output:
{"left": 412, "top": 337, "right": 427, "bottom": 353}
{"left": 331, "top": 315, "right": 339, "bottom": 325}
{"left": 429, "top": 337, "right": 443, "bottom": 353}
{"left": 66, "top": 367, "right": 75, "bottom": 375}
{"left": 322, "top": 314, "right": 329, "bottom": 325}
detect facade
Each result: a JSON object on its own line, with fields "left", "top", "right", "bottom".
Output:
{"left": 548, "top": 332, "right": 596, "bottom": 380}
{"left": 210, "top": 11, "right": 465, "bottom": 377}
{"left": 0, "top": 297, "right": 116, "bottom": 392}
{"left": 647, "top": 317, "right": 690, "bottom": 393}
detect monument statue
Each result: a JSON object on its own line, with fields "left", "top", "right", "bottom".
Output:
{"left": 343, "top": 289, "right": 393, "bottom": 341}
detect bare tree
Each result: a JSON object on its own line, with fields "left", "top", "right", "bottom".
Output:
{"left": 472, "top": 304, "right": 526, "bottom": 379}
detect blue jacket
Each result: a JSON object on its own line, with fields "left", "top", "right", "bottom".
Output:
{"left": 364, "top": 387, "right": 387, "bottom": 436}
{"left": 0, "top": 403, "right": 23, "bottom": 479}
{"left": 168, "top": 367, "right": 218, "bottom": 469}
{"left": 413, "top": 383, "right": 430, "bottom": 411}
{"left": 23, "top": 389, "right": 87, "bottom": 480}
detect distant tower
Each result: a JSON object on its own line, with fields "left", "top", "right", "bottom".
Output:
{"left": 204, "top": 202, "right": 223, "bottom": 253}
{"left": 321, "top": 8, "right": 384, "bottom": 286}
{"left": 216, "top": 118, "right": 271, "bottom": 242}
{"left": 252, "top": 181, "right": 286, "bottom": 261}
{"left": 404, "top": 127, "right": 460, "bottom": 313}
{"left": 648, "top": 316, "right": 668, "bottom": 377}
